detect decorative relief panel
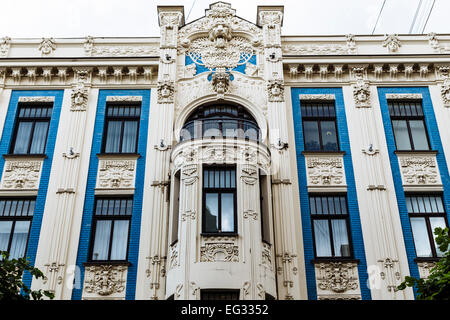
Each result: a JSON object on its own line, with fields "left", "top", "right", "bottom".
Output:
{"left": 200, "top": 236, "right": 239, "bottom": 263}
{"left": 377, "top": 258, "right": 402, "bottom": 293}
{"left": 397, "top": 154, "right": 441, "bottom": 189}
{"left": 157, "top": 80, "right": 175, "bottom": 104}
{"left": 382, "top": 34, "right": 401, "bottom": 53}
{"left": 0, "top": 159, "right": 43, "bottom": 190}
{"left": 172, "top": 140, "right": 271, "bottom": 175}
{"left": 417, "top": 261, "right": 436, "bottom": 279}
{"left": 83, "top": 36, "right": 159, "bottom": 57}
{"left": 261, "top": 242, "right": 273, "bottom": 271}
{"left": 0, "top": 36, "right": 11, "bottom": 57}
{"left": 305, "top": 154, "right": 346, "bottom": 190}
{"left": 38, "top": 38, "right": 56, "bottom": 55}
{"left": 315, "top": 262, "right": 361, "bottom": 300}
{"left": 82, "top": 264, "right": 128, "bottom": 299}
{"left": 96, "top": 158, "right": 137, "bottom": 190}
{"left": 178, "top": 2, "right": 262, "bottom": 70}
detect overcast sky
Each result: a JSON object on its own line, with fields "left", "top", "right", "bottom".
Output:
{"left": 0, "top": 0, "right": 448, "bottom": 38}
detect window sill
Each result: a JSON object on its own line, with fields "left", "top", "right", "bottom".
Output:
{"left": 414, "top": 257, "right": 440, "bottom": 263}
{"left": 201, "top": 232, "right": 238, "bottom": 238}
{"left": 96, "top": 153, "right": 141, "bottom": 159}
{"left": 302, "top": 151, "right": 345, "bottom": 156}
{"left": 311, "top": 258, "right": 359, "bottom": 264}
{"left": 394, "top": 150, "right": 438, "bottom": 155}
{"left": 3, "top": 153, "right": 47, "bottom": 160}
{"left": 83, "top": 261, "right": 131, "bottom": 267}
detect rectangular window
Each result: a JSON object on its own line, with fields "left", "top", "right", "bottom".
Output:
{"left": 260, "top": 171, "right": 271, "bottom": 243}
{"left": 200, "top": 289, "right": 240, "bottom": 300}
{"left": 170, "top": 171, "right": 181, "bottom": 245}
{"left": 388, "top": 100, "right": 430, "bottom": 151}
{"left": 102, "top": 104, "right": 141, "bottom": 153}
{"left": 89, "top": 197, "right": 133, "bottom": 261}
{"left": 0, "top": 198, "right": 35, "bottom": 259}
{"left": 406, "top": 194, "right": 448, "bottom": 258}
{"left": 203, "top": 166, "right": 237, "bottom": 234}
{"left": 11, "top": 104, "right": 53, "bottom": 154}
{"left": 310, "top": 195, "right": 352, "bottom": 258}
{"left": 301, "top": 101, "right": 339, "bottom": 152}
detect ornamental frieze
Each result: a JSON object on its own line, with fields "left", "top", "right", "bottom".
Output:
{"left": 305, "top": 156, "right": 345, "bottom": 187}
{"left": 1, "top": 160, "right": 42, "bottom": 189}
{"left": 97, "top": 159, "right": 136, "bottom": 189}
{"left": 316, "top": 262, "right": 359, "bottom": 294}
{"left": 200, "top": 240, "right": 239, "bottom": 263}
{"left": 83, "top": 264, "right": 127, "bottom": 298}
{"left": 398, "top": 155, "right": 441, "bottom": 187}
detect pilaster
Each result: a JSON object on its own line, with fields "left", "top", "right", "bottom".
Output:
{"left": 258, "top": 5, "right": 306, "bottom": 300}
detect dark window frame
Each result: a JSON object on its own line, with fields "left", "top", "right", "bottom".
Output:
{"left": 406, "top": 193, "right": 448, "bottom": 260}
{"left": 388, "top": 99, "right": 431, "bottom": 151}
{"left": 202, "top": 165, "right": 238, "bottom": 235}
{"left": 88, "top": 196, "right": 133, "bottom": 263}
{"left": 0, "top": 197, "right": 35, "bottom": 259}
{"left": 10, "top": 103, "right": 53, "bottom": 155}
{"left": 181, "top": 104, "right": 261, "bottom": 142}
{"left": 101, "top": 103, "right": 141, "bottom": 154}
{"left": 309, "top": 194, "right": 354, "bottom": 260}
{"left": 301, "top": 100, "right": 340, "bottom": 152}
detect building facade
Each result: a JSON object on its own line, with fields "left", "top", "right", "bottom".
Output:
{"left": 0, "top": 2, "right": 449, "bottom": 300}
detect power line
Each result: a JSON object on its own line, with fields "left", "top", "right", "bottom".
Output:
{"left": 186, "top": 0, "right": 197, "bottom": 21}
{"left": 372, "top": 0, "right": 387, "bottom": 35}
{"left": 409, "top": 0, "right": 423, "bottom": 34}
{"left": 422, "top": 0, "right": 436, "bottom": 33}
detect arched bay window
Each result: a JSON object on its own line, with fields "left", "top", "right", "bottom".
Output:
{"left": 180, "top": 104, "right": 260, "bottom": 142}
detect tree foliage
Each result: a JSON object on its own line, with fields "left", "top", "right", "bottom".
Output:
{"left": 0, "top": 251, "right": 54, "bottom": 300}
{"left": 398, "top": 227, "right": 450, "bottom": 300}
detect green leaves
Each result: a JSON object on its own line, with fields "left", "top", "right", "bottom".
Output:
{"left": 397, "top": 227, "right": 450, "bottom": 300}
{"left": 0, "top": 251, "right": 54, "bottom": 300}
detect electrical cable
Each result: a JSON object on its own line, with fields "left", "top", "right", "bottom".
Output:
{"left": 372, "top": 0, "right": 387, "bottom": 35}
{"left": 421, "top": 0, "right": 436, "bottom": 33}
{"left": 409, "top": 0, "right": 423, "bottom": 34}
{"left": 186, "top": 0, "right": 197, "bottom": 21}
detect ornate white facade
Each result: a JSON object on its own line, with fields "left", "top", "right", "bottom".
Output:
{"left": 0, "top": 2, "right": 449, "bottom": 301}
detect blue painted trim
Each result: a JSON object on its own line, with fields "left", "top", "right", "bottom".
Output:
{"left": 377, "top": 87, "right": 450, "bottom": 296}
{"left": 0, "top": 90, "right": 64, "bottom": 289}
{"left": 291, "top": 87, "right": 371, "bottom": 300}
{"left": 72, "top": 89, "right": 150, "bottom": 300}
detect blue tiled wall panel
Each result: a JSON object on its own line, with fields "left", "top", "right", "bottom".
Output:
{"left": 290, "top": 87, "right": 371, "bottom": 300}
{"left": 72, "top": 89, "right": 150, "bottom": 300}
{"left": 377, "top": 87, "right": 450, "bottom": 296}
{"left": 0, "top": 90, "right": 64, "bottom": 289}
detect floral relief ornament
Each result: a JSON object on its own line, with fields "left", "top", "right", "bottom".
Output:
{"left": 382, "top": 34, "right": 401, "bottom": 53}
{"left": 38, "top": 38, "right": 56, "bottom": 55}
{"left": 2, "top": 161, "right": 41, "bottom": 189}
{"left": 84, "top": 265, "right": 127, "bottom": 296}
{"left": 317, "top": 262, "right": 359, "bottom": 293}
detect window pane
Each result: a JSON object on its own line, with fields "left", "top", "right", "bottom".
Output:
{"left": 29, "top": 122, "right": 49, "bottom": 154}
{"left": 205, "top": 193, "right": 219, "bottom": 233}
{"left": 105, "top": 121, "right": 122, "bottom": 153}
{"left": 92, "top": 220, "right": 112, "bottom": 260}
{"left": 392, "top": 120, "right": 411, "bottom": 150}
{"left": 13, "top": 122, "right": 33, "bottom": 154}
{"left": 320, "top": 121, "right": 338, "bottom": 151}
{"left": 313, "top": 220, "right": 332, "bottom": 257}
{"left": 0, "top": 221, "right": 13, "bottom": 252}
{"left": 429, "top": 217, "right": 447, "bottom": 257}
{"left": 410, "top": 217, "right": 432, "bottom": 257}
{"left": 221, "top": 193, "right": 234, "bottom": 232}
{"left": 331, "top": 219, "right": 350, "bottom": 257}
{"left": 110, "top": 220, "right": 129, "bottom": 260}
{"left": 121, "top": 121, "right": 138, "bottom": 153}
{"left": 303, "top": 121, "right": 320, "bottom": 151}
{"left": 409, "top": 120, "right": 429, "bottom": 150}
{"left": 9, "top": 221, "right": 30, "bottom": 259}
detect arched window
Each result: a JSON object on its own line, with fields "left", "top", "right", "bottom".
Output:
{"left": 180, "top": 104, "right": 260, "bottom": 142}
